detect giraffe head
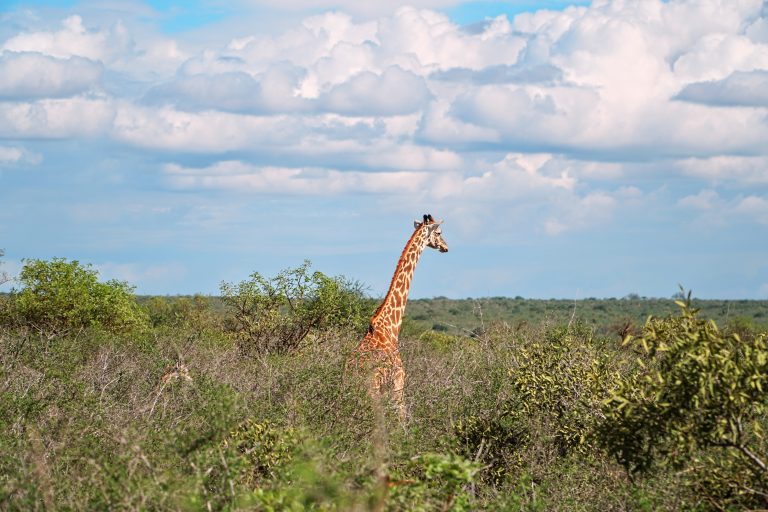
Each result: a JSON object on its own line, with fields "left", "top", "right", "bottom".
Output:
{"left": 414, "top": 214, "right": 449, "bottom": 253}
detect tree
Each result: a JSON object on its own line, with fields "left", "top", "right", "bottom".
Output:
{"left": 9, "top": 258, "right": 148, "bottom": 336}
{"left": 600, "top": 293, "right": 768, "bottom": 506}
{"left": 220, "top": 261, "right": 370, "bottom": 355}
{"left": 0, "top": 248, "right": 10, "bottom": 286}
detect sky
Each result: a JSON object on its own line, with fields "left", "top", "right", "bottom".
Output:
{"left": 1, "top": 0, "right": 767, "bottom": 300}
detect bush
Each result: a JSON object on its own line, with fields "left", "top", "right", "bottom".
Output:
{"left": 600, "top": 295, "right": 768, "bottom": 508}
{"left": 222, "top": 418, "right": 299, "bottom": 486}
{"left": 144, "top": 295, "right": 216, "bottom": 330}
{"left": 0, "top": 248, "right": 9, "bottom": 286}
{"left": 510, "top": 322, "right": 622, "bottom": 456}
{"left": 387, "top": 453, "right": 481, "bottom": 512}
{"left": 5, "top": 258, "right": 148, "bottom": 336}
{"left": 220, "top": 260, "right": 370, "bottom": 355}
{"left": 454, "top": 403, "right": 528, "bottom": 485}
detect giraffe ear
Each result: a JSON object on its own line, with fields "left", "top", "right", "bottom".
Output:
{"left": 414, "top": 220, "right": 422, "bottom": 229}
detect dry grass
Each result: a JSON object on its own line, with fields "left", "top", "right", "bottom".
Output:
{"left": 0, "top": 314, "right": 756, "bottom": 511}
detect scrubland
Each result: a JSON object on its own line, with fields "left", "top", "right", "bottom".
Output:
{"left": 1, "top": 259, "right": 766, "bottom": 510}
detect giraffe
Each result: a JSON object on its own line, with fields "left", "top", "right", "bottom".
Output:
{"left": 350, "top": 214, "right": 449, "bottom": 421}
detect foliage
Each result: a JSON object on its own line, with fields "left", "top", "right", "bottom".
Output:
{"left": 220, "top": 260, "right": 370, "bottom": 354}
{"left": 418, "top": 329, "right": 462, "bottom": 351}
{"left": 510, "top": 322, "right": 622, "bottom": 455}
{"left": 4, "top": 258, "right": 148, "bottom": 336}
{"left": 3, "top": 263, "right": 768, "bottom": 511}
{"left": 600, "top": 295, "right": 768, "bottom": 507}
{"left": 144, "top": 294, "right": 217, "bottom": 331}
{"left": 0, "top": 248, "right": 9, "bottom": 285}
{"left": 405, "top": 296, "right": 768, "bottom": 338}
{"left": 454, "top": 403, "right": 528, "bottom": 485}
{"left": 387, "top": 453, "right": 481, "bottom": 512}
{"left": 222, "top": 418, "right": 299, "bottom": 486}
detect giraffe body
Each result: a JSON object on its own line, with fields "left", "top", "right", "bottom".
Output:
{"left": 350, "top": 214, "right": 448, "bottom": 420}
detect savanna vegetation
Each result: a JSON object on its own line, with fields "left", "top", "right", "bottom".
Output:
{"left": 1, "top": 255, "right": 767, "bottom": 510}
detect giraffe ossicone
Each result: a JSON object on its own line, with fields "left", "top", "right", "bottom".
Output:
{"left": 349, "top": 213, "right": 449, "bottom": 421}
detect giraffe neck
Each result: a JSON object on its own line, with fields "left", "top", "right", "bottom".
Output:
{"left": 370, "top": 225, "right": 428, "bottom": 340}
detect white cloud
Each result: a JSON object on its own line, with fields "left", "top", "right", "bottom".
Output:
{"left": 431, "top": 0, "right": 768, "bottom": 158}
{"left": 676, "top": 70, "right": 768, "bottom": 107}
{"left": 144, "top": 66, "right": 311, "bottom": 114}
{"left": 111, "top": 104, "right": 297, "bottom": 152}
{"left": 678, "top": 156, "right": 768, "bottom": 184}
{"left": 375, "top": 8, "right": 524, "bottom": 71}
{"left": 678, "top": 189, "right": 721, "bottom": 210}
{"left": 0, "top": 97, "right": 115, "bottom": 138}
{"left": 2, "top": 1, "right": 765, "bottom": 165}
{"left": 0, "top": 51, "right": 102, "bottom": 100}
{"left": 678, "top": 190, "right": 768, "bottom": 225}
{"left": 164, "top": 152, "right": 627, "bottom": 236}
{"left": 2, "top": 15, "right": 129, "bottom": 62}
{"left": 241, "top": 0, "right": 462, "bottom": 19}
{"left": 544, "top": 191, "right": 617, "bottom": 235}
{"left": 733, "top": 195, "right": 768, "bottom": 224}
{"left": 416, "top": 99, "right": 499, "bottom": 144}
{"left": 0, "top": 0, "right": 767, "bottom": 221}
{"left": 95, "top": 262, "right": 187, "bottom": 285}
{"left": 0, "top": 146, "right": 24, "bottom": 164}
{"left": 319, "top": 66, "right": 432, "bottom": 115}
{"left": 672, "top": 33, "right": 768, "bottom": 83}
{"left": 145, "top": 65, "right": 429, "bottom": 117}
{"left": 165, "top": 160, "right": 434, "bottom": 195}
{"left": 0, "top": 145, "right": 42, "bottom": 166}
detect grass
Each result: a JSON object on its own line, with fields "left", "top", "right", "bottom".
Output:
{"left": 1, "top": 295, "right": 767, "bottom": 510}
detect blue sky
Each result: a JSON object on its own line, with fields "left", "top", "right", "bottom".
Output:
{"left": 1, "top": 0, "right": 767, "bottom": 299}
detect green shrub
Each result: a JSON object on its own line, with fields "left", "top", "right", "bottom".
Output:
{"left": 145, "top": 294, "right": 217, "bottom": 330}
{"left": 220, "top": 260, "right": 370, "bottom": 355}
{"left": 510, "top": 323, "right": 621, "bottom": 456}
{"left": 223, "top": 418, "right": 299, "bottom": 486}
{"left": 387, "top": 453, "right": 481, "bottom": 512}
{"left": 454, "top": 403, "right": 528, "bottom": 485}
{"left": 0, "top": 248, "right": 9, "bottom": 286}
{"left": 418, "top": 330, "right": 462, "bottom": 351}
{"left": 600, "top": 295, "right": 768, "bottom": 508}
{"left": 6, "top": 258, "right": 148, "bottom": 336}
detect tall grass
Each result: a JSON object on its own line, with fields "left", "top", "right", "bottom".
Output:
{"left": 1, "top": 301, "right": 766, "bottom": 510}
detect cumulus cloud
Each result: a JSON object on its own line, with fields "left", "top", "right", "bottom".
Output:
{"left": 678, "top": 190, "right": 768, "bottom": 225}
{"left": 733, "top": 195, "right": 768, "bottom": 224}
{"left": 318, "top": 66, "right": 432, "bottom": 115}
{"left": 0, "top": 51, "right": 102, "bottom": 100}
{"left": 165, "top": 160, "right": 434, "bottom": 195}
{"left": 0, "top": 145, "right": 42, "bottom": 166}
{"left": 144, "top": 65, "right": 311, "bottom": 114}
{"left": 430, "top": 63, "right": 563, "bottom": 85}
{"left": 544, "top": 192, "right": 617, "bottom": 235}
{"left": 112, "top": 104, "right": 298, "bottom": 152}
{"left": 0, "top": 97, "right": 115, "bottom": 138}
{"left": 677, "top": 156, "right": 768, "bottom": 184}
{"left": 675, "top": 70, "right": 768, "bottom": 107}
{"left": 1, "top": 0, "right": 767, "bottom": 236}
{"left": 95, "top": 262, "right": 186, "bottom": 285}
{"left": 2, "top": 15, "right": 129, "bottom": 62}
{"left": 145, "top": 65, "right": 429, "bottom": 117}
{"left": 165, "top": 152, "right": 627, "bottom": 235}
{"left": 677, "top": 189, "right": 721, "bottom": 210}
{"left": 241, "top": 0, "right": 462, "bottom": 18}
{"left": 4, "top": 1, "right": 768, "bottom": 162}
